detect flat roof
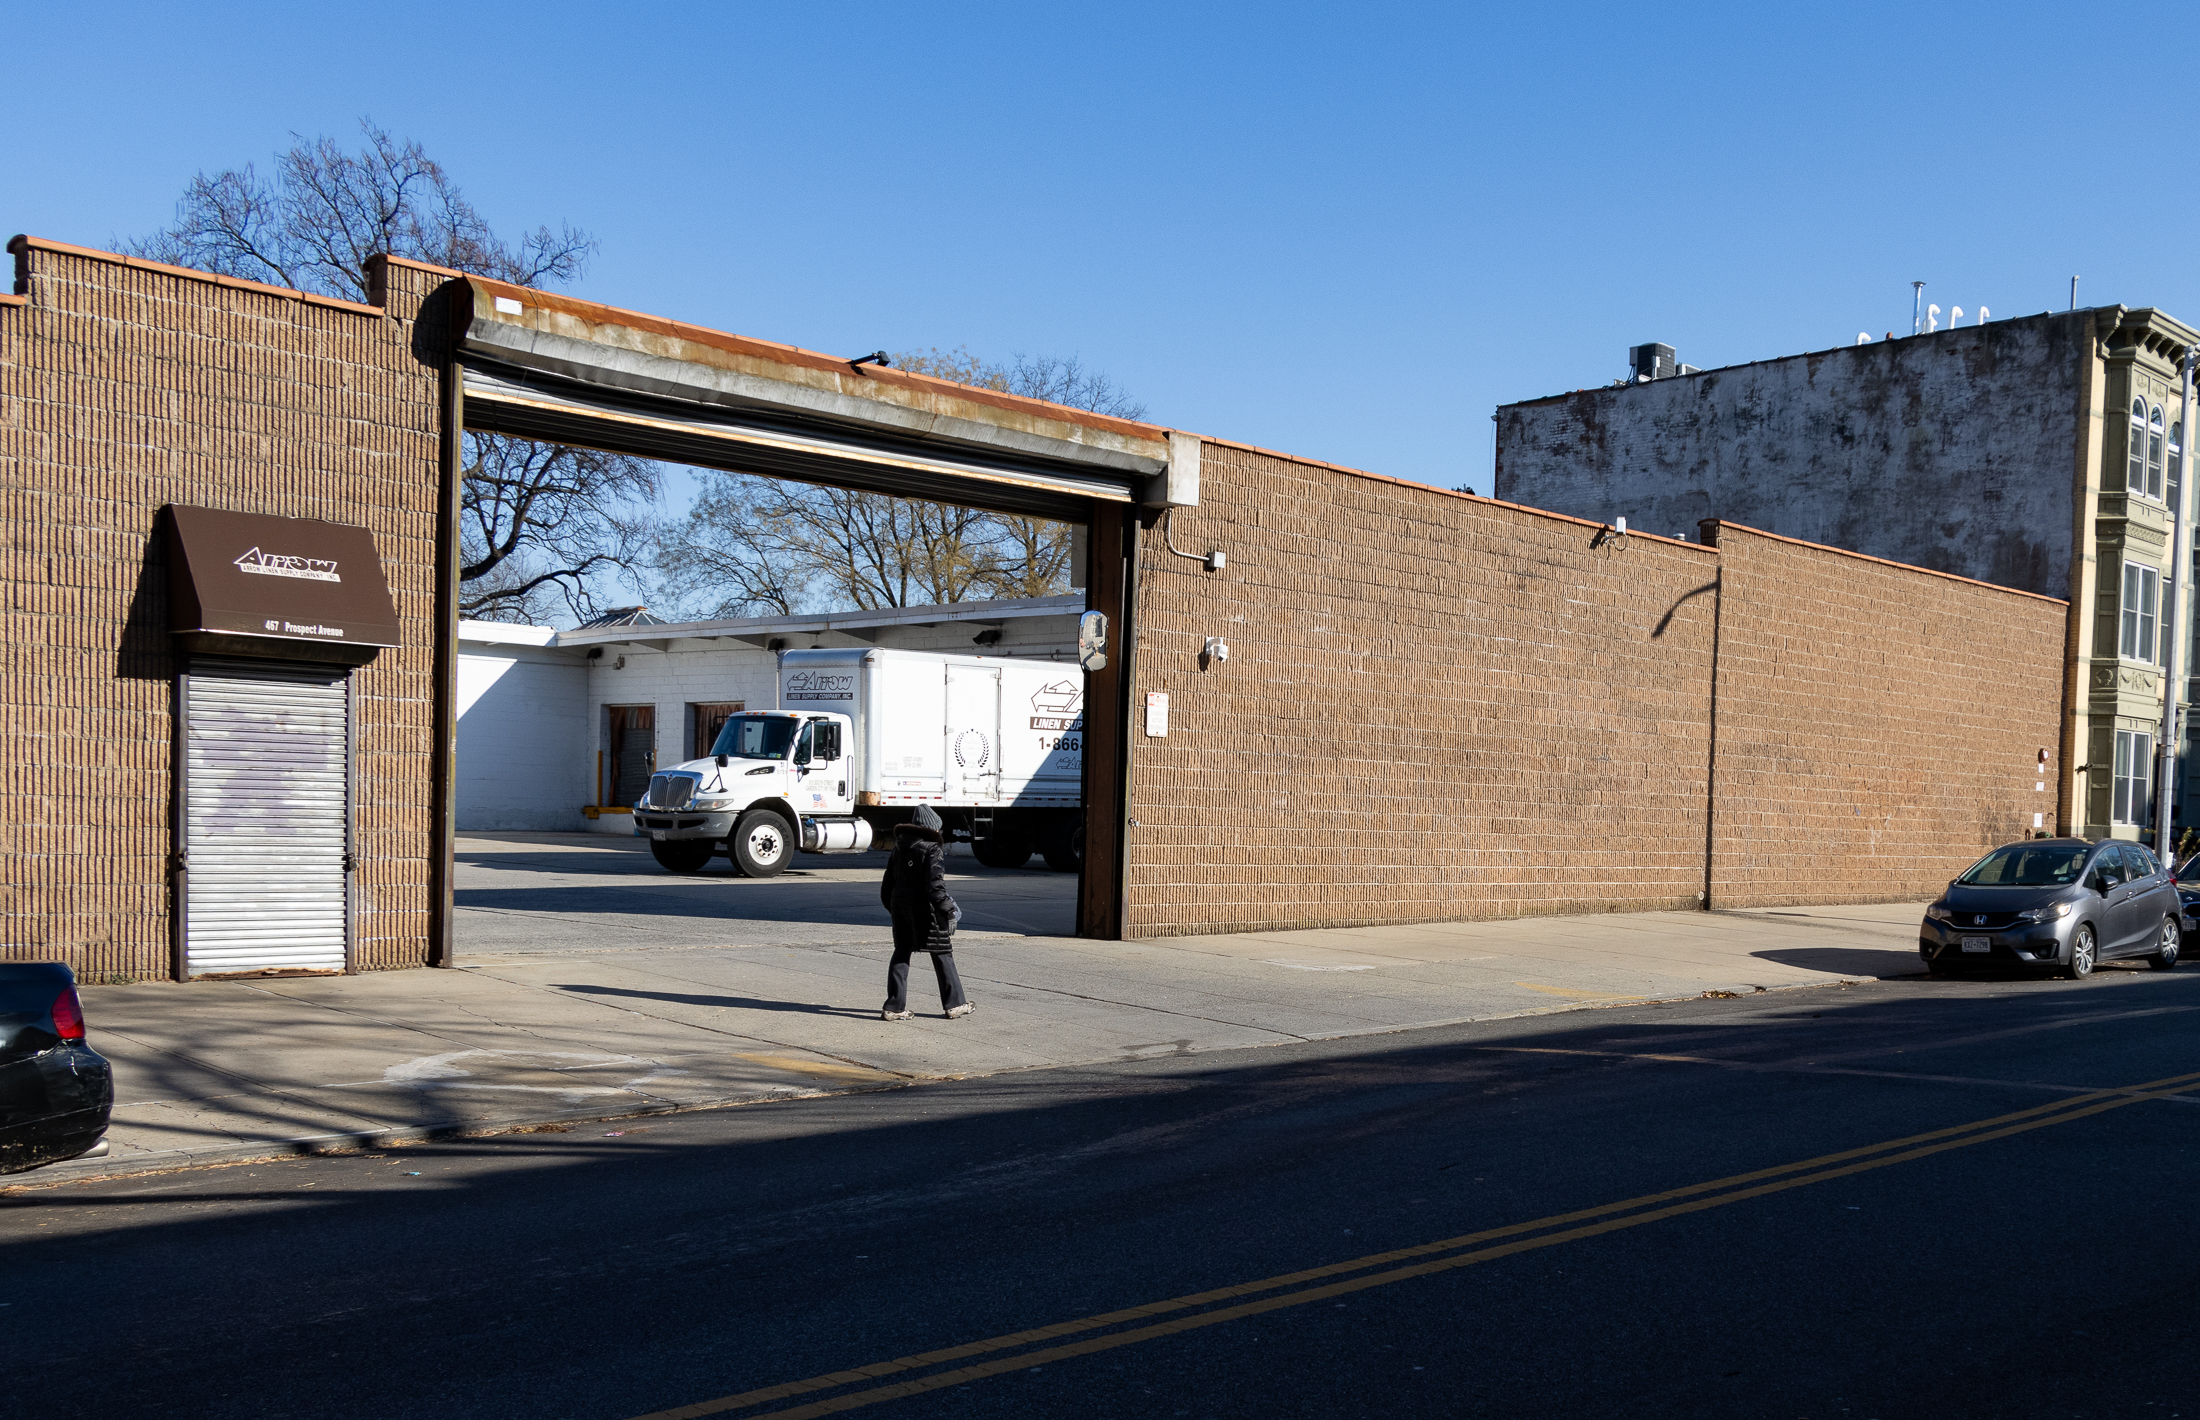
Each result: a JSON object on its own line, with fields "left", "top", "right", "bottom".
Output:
{"left": 458, "top": 595, "right": 1084, "bottom": 650}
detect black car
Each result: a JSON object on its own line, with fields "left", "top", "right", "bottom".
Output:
{"left": 0, "top": 964, "right": 113, "bottom": 1174}
{"left": 2175, "top": 854, "right": 2200, "bottom": 939}
{"left": 1920, "top": 838, "right": 2181, "bottom": 979}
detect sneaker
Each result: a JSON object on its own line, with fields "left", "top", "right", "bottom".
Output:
{"left": 881, "top": 1009, "right": 913, "bottom": 1021}
{"left": 945, "top": 1003, "right": 975, "bottom": 1019}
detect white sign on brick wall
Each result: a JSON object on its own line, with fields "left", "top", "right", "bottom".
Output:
{"left": 1144, "top": 691, "right": 1169, "bottom": 737}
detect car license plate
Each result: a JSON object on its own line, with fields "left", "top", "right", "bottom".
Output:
{"left": 1961, "top": 936, "right": 1991, "bottom": 952}
{"left": 651, "top": 830, "right": 667, "bottom": 841}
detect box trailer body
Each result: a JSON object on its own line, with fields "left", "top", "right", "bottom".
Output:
{"left": 785, "top": 647, "right": 1082, "bottom": 809}
{"left": 630, "top": 647, "right": 1085, "bottom": 876}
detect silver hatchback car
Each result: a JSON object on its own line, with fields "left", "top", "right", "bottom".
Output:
{"left": 1920, "top": 838, "right": 2182, "bottom": 979}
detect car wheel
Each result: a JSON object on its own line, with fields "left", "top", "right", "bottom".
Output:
{"left": 649, "top": 838, "right": 715, "bottom": 874}
{"left": 731, "top": 810, "right": 792, "bottom": 878}
{"left": 2064, "top": 925, "right": 2097, "bottom": 980}
{"left": 2148, "top": 918, "right": 2181, "bottom": 970}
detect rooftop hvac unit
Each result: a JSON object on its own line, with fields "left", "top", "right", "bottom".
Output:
{"left": 1628, "top": 343, "right": 1678, "bottom": 382}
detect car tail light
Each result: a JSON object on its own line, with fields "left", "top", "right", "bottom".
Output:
{"left": 50, "top": 986, "right": 85, "bottom": 1041}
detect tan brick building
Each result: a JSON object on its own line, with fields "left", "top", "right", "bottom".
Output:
{"left": 0, "top": 234, "right": 2069, "bottom": 977}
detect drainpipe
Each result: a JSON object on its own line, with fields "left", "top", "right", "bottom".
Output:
{"left": 2154, "top": 345, "right": 2197, "bottom": 861}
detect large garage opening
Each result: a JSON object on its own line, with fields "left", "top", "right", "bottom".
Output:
{"left": 441, "top": 275, "right": 1191, "bottom": 950}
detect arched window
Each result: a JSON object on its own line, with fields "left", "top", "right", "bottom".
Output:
{"left": 2131, "top": 399, "right": 2148, "bottom": 493}
{"left": 2172, "top": 409, "right": 2185, "bottom": 513}
{"left": 2149, "top": 405, "right": 2167, "bottom": 499}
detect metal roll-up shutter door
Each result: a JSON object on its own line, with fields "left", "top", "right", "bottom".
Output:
{"left": 182, "top": 660, "right": 351, "bottom": 977}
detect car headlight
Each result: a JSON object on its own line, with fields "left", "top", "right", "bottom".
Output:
{"left": 2016, "top": 901, "right": 2073, "bottom": 924}
{"left": 1925, "top": 904, "right": 1953, "bottom": 922}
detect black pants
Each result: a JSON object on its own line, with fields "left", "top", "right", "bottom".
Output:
{"left": 885, "top": 919, "right": 968, "bottom": 1013}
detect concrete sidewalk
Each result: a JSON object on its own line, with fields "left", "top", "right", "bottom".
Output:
{"left": 30, "top": 902, "right": 1929, "bottom": 1185}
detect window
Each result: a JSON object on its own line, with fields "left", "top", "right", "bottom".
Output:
{"left": 2149, "top": 405, "right": 2167, "bottom": 499}
{"left": 2114, "top": 729, "right": 2153, "bottom": 826}
{"left": 2122, "top": 562, "right": 2161, "bottom": 662}
{"left": 2131, "top": 399, "right": 2149, "bottom": 494}
{"left": 2171, "top": 412, "right": 2185, "bottom": 513}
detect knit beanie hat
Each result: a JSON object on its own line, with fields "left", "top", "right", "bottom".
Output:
{"left": 912, "top": 805, "right": 943, "bottom": 832}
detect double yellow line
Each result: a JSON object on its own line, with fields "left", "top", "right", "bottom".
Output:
{"left": 633, "top": 1067, "right": 2200, "bottom": 1420}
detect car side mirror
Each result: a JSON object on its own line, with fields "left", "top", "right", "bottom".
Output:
{"left": 715, "top": 754, "right": 728, "bottom": 769}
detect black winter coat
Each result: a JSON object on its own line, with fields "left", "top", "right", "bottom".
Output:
{"left": 881, "top": 824, "right": 957, "bottom": 951}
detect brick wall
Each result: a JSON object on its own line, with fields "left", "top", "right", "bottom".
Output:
{"left": 1124, "top": 442, "right": 1723, "bottom": 937}
{"left": 1704, "top": 522, "right": 2066, "bottom": 907}
{"left": 0, "top": 241, "right": 445, "bottom": 977}
{"left": 1122, "top": 443, "right": 2069, "bottom": 938}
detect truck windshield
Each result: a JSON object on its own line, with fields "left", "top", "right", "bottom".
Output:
{"left": 710, "top": 715, "right": 800, "bottom": 761}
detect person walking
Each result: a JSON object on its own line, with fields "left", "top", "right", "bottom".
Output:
{"left": 880, "top": 806, "right": 973, "bottom": 1021}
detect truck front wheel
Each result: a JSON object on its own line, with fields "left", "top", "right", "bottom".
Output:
{"left": 649, "top": 838, "right": 716, "bottom": 874}
{"left": 732, "top": 810, "right": 793, "bottom": 877}
{"left": 973, "top": 835, "right": 1032, "bottom": 870}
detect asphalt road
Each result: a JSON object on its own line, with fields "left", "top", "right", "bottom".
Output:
{"left": 9, "top": 965, "right": 2200, "bottom": 1420}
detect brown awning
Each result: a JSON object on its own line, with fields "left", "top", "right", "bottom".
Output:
{"left": 165, "top": 505, "right": 400, "bottom": 652}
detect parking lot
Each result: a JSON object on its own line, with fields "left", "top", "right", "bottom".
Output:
{"left": 455, "top": 831, "right": 1079, "bottom": 957}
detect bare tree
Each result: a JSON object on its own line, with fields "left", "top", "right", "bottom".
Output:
{"left": 459, "top": 439, "right": 658, "bottom": 621}
{"left": 128, "top": 120, "right": 656, "bottom": 623}
{"left": 652, "top": 346, "right": 1143, "bottom": 617}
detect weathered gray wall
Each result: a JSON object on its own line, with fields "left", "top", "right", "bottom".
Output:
{"left": 1494, "top": 312, "right": 2087, "bottom": 597}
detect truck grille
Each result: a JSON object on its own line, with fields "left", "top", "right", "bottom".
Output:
{"left": 645, "top": 773, "right": 698, "bottom": 810}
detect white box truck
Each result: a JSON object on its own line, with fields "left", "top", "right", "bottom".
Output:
{"left": 631, "top": 647, "right": 1084, "bottom": 877}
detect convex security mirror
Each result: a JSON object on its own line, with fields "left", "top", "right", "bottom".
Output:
{"left": 1078, "top": 610, "right": 1109, "bottom": 673}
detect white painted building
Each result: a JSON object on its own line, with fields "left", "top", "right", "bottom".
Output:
{"left": 455, "top": 596, "right": 1082, "bottom": 834}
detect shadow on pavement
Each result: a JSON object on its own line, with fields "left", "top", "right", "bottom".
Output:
{"left": 1751, "top": 945, "right": 1925, "bottom": 979}
{"left": 553, "top": 982, "right": 880, "bottom": 1018}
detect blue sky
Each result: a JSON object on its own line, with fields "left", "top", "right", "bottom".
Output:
{"left": 13, "top": 2, "right": 2187, "bottom": 497}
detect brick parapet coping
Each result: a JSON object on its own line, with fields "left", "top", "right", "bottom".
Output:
{"left": 1702, "top": 519, "right": 2067, "bottom": 605}
{"left": 7, "top": 234, "right": 388, "bottom": 315}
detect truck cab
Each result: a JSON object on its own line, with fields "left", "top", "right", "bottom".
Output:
{"left": 632, "top": 709, "right": 859, "bottom": 876}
